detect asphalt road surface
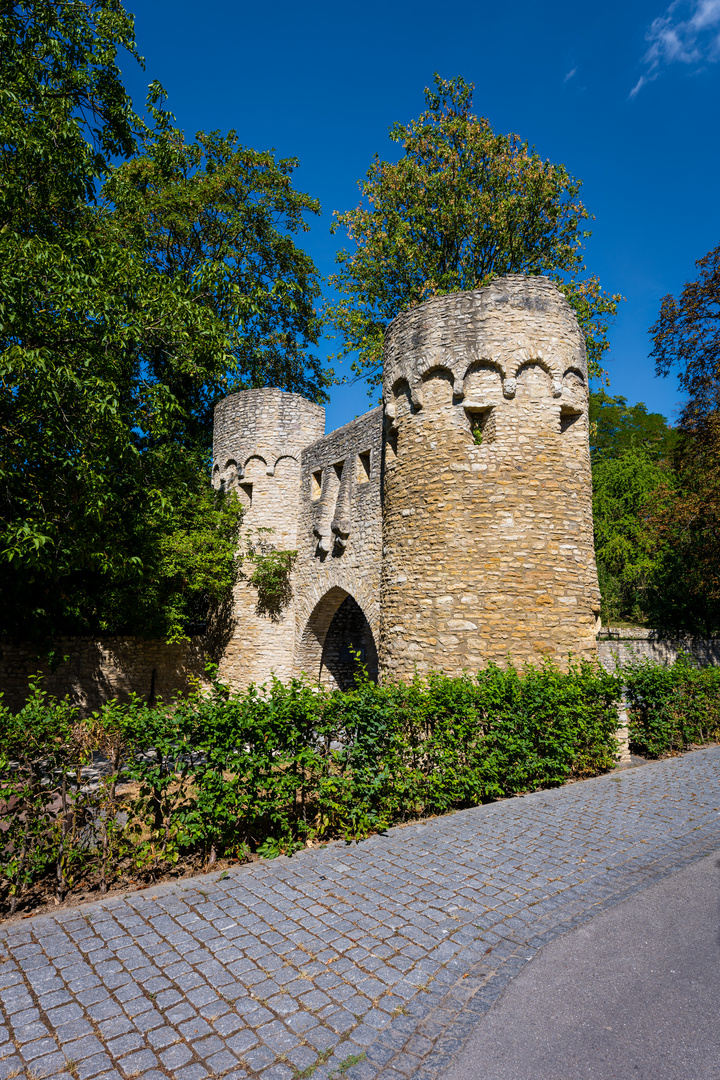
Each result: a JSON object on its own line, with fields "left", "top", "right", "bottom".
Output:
{"left": 440, "top": 850, "right": 720, "bottom": 1080}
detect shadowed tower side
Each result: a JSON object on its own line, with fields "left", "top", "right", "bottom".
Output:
{"left": 379, "top": 275, "right": 601, "bottom": 680}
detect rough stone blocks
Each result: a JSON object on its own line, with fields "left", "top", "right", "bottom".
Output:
{"left": 213, "top": 275, "right": 601, "bottom": 689}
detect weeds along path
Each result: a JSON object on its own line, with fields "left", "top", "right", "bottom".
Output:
{"left": 1, "top": 748, "right": 719, "bottom": 1080}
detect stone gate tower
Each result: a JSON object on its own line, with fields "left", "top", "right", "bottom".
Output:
{"left": 380, "top": 275, "right": 601, "bottom": 678}
{"left": 211, "top": 275, "right": 600, "bottom": 691}
{"left": 213, "top": 389, "right": 325, "bottom": 684}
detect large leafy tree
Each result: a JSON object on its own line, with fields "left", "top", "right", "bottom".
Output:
{"left": 645, "top": 244, "right": 720, "bottom": 634}
{"left": 589, "top": 390, "right": 679, "bottom": 463}
{"left": 589, "top": 391, "right": 677, "bottom": 625}
{"left": 590, "top": 244, "right": 720, "bottom": 634}
{"left": 0, "top": 1, "right": 327, "bottom": 641}
{"left": 103, "top": 121, "right": 327, "bottom": 407}
{"left": 330, "top": 74, "right": 621, "bottom": 387}
{"left": 591, "top": 450, "right": 672, "bottom": 626}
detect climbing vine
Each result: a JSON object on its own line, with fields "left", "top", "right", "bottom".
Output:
{"left": 243, "top": 528, "right": 297, "bottom": 619}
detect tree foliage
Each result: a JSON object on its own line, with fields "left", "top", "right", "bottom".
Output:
{"left": 330, "top": 74, "right": 621, "bottom": 387}
{"left": 591, "top": 244, "right": 720, "bottom": 634}
{"left": 0, "top": 1, "right": 327, "bottom": 641}
{"left": 652, "top": 244, "right": 720, "bottom": 415}
{"left": 589, "top": 390, "right": 679, "bottom": 462}
{"left": 645, "top": 243, "right": 720, "bottom": 634}
{"left": 104, "top": 122, "right": 328, "bottom": 403}
{"left": 589, "top": 392, "right": 677, "bottom": 626}
{"left": 592, "top": 449, "right": 671, "bottom": 625}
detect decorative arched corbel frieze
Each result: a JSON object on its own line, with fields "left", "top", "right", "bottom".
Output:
{"left": 501, "top": 341, "right": 581, "bottom": 394}
{"left": 273, "top": 454, "right": 299, "bottom": 476}
{"left": 561, "top": 365, "right": 586, "bottom": 385}
{"left": 459, "top": 355, "right": 507, "bottom": 402}
{"left": 410, "top": 382, "right": 424, "bottom": 410}
{"left": 241, "top": 453, "right": 267, "bottom": 480}
{"left": 413, "top": 358, "right": 473, "bottom": 410}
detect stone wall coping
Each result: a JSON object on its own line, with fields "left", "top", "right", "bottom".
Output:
{"left": 215, "top": 386, "right": 326, "bottom": 410}
{"left": 302, "top": 404, "right": 382, "bottom": 457}
{"left": 598, "top": 626, "right": 720, "bottom": 643}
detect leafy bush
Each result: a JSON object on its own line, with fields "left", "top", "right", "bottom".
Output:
{"left": 0, "top": 680, "right": 133, "bottom": 913}
{"left": 242, "top": 528, "right": 298, "bottom": 620}
{"left": 622, "top": 653, "right": 720, "bottom": 756}
{"left": 0, "top": 659, "right": 621, "bottom": 914}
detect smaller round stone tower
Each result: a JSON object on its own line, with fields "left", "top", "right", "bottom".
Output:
{"left": 212, "top": 388, "right": 325, "bottom": 687}
{"left": 379, "top": 275, "right": 601, "bottom": 679}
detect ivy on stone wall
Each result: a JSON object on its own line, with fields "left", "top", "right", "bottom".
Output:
{"left": 243, "top": 529, "right": 298, "bottom": 620}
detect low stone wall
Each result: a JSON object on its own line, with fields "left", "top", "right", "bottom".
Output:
{"left": 4, "top": 626, "right": 720, "bottom": 715}
{"left": 0, "top": 636, "right": 209, "bottom": 715}
{"left": 597, "top": 628, "right": 720, "bottom": 672}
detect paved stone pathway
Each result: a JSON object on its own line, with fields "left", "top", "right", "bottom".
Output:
{"left": 1, "top": 748, "right": 720, "bottom": 1080}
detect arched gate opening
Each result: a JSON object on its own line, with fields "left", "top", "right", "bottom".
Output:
{"left": 297, "top": 587, "right": 378, "bottom": 690}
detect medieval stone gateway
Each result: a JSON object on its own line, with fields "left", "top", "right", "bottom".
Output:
{"left": 0, "top": 274, "right": 603, "bottom": 709}
{"left": 213, "top": 275, "right": 601, "bottom": 691}
{"left": 5, "top": 275, "right": 720, "bottom": 711}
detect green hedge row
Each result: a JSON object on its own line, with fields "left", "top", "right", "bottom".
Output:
{"left": 0, "top": 660, "right": 621, "bottom": 914}
{"left": 624, "top": 653, "right": 720, "bottom": 756}
{"left": 4, "top": 654, "right": 719, "bottom": 916}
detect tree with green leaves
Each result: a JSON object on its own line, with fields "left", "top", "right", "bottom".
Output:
{"left": 644, "top": 243, "right": 720, "bottom": 634}
{"left": 589, "top": 243, "right": 720, "bottom": 634}
{"left": 104, "top": 121, "right": 327, "bottom": 405}
{"left": 329, "top": 74, "right": 621, "bottom": 388}
{"left": 591, "top": 449, "right": 672, "bottom": 626}
{"left": 588, "top": 390, "right": 680, "bottom": 627}
{"left": 0, "top": 1, "right": 327, "bottom": 641}
{"left": 589, "top": 390, "right": 679, "bottom": 463}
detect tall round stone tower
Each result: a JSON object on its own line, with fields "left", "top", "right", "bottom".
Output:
{"left": 379, "top": 275, "right": 601, "bottom": 679}
{"left": 212, "top": 388, "right": 325, "bottom": 686}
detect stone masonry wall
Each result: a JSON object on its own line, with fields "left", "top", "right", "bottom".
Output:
{"left": 597, "top": 628, "right": 720, "bottom": 672}
{"left": 0, "top": 636, "right": 208, "bottom": 715}
{"left": 380, "top": 276, "right": 601, "bottom": 679}
{"left": 4, "top": 625, "right": 719, "bottom": 714}
{"left": 1, "top": 275, "right": 611, "bottom": 708}
{"left": 212, "top": 388, "right": 325, "bottom": 688}
{"left": 293, "top": 407, "right": 383, "bottom": 687}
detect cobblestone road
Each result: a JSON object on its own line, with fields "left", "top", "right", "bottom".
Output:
{"left": 2, "top": 748, "right": 720, "bottom": 1080}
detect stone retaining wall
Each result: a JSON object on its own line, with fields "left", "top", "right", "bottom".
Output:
{"left": 0, "top": 636, "right": 209, "bottom": 715}
{"left": 598, "top": 628, "right": 720, "bottom": 672}
{"left": 3, "top": 627, "right": 719, "bottom": 714}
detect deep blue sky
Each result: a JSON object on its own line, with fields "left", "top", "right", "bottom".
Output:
{"left": 122, "top": 0, "right": 720, "bottom": 434}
